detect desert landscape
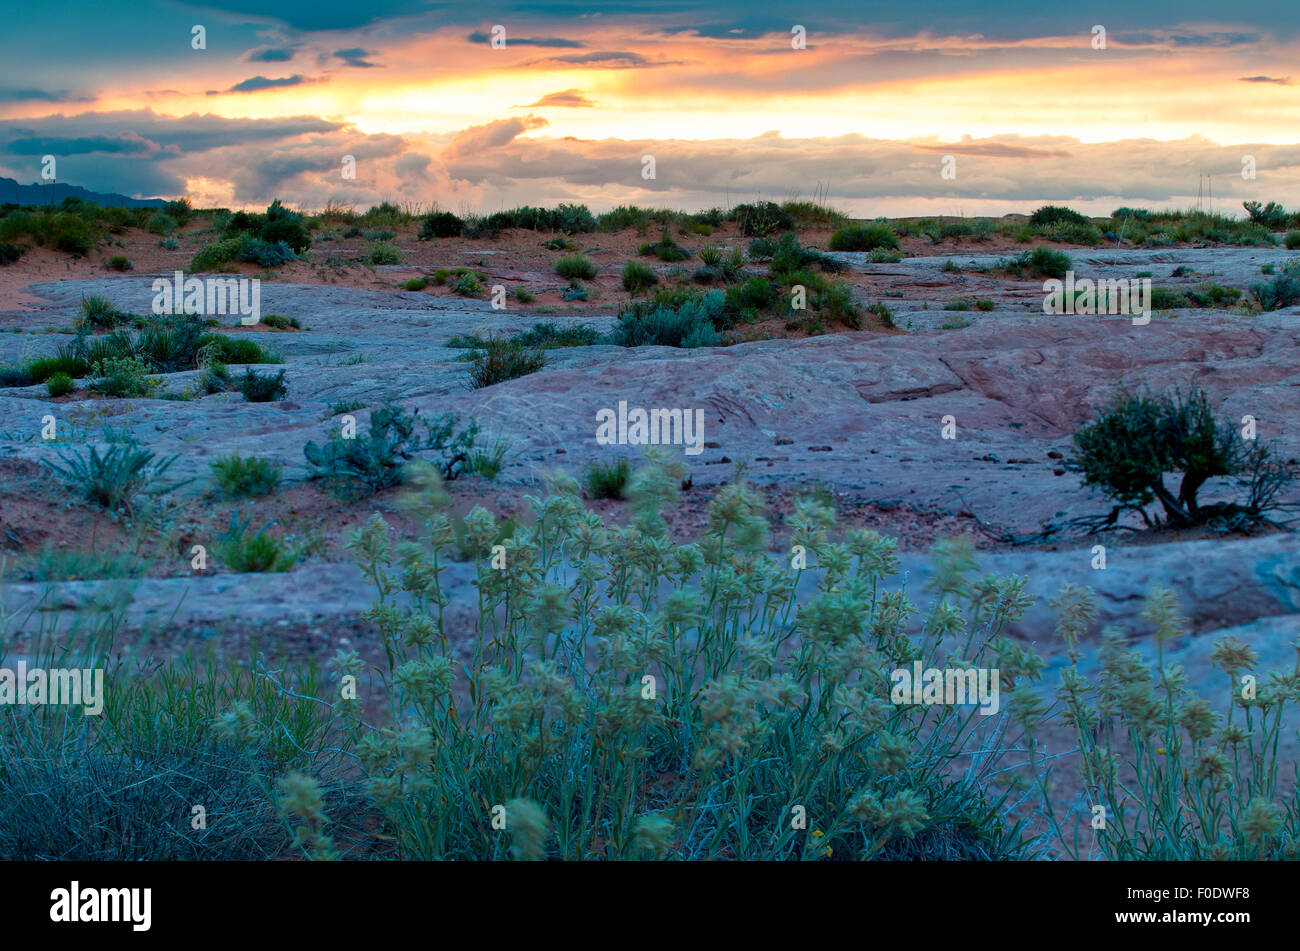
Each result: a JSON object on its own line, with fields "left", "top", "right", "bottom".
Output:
{"left": 3, "top": 1, "right": 1300, "bottom": 888}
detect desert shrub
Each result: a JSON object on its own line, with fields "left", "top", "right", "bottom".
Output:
{"left": 162, "top": 198, "right": 192, "bottom": 223}
{"left": 732, "top": 201, "right": 795, "bottom": 237}
{"left": 512, "top": 322, "right": 600, "bottom": 348}
{"left": 76, "top": 294, "right": 126, "bottom": 331}
{"left": 0, "top": 241, "right": 22, "bottom": 264}
{"left": 0, "top": 366, "right": 34, "bottom": 387}
{"left": 562, "top": 284, "right": 588, "bottom": 301}
{"left": 303, "top": 403, "right": 478, "bottom": 499}
{"left": 134, "top": 316, "right": 209, "bottom": 372}
{"left": 196, "top": 360, "right": 231, "bottom": 394}
{"left": 1243, "top": 200, "right": 1288, "bottom": 229}
{"left": 1150, "top": 287, "right": 1188, "bottom": 309}
{"left": 556, "top": 255, "right": 598, "bottom": 280}
{"left": 239, "top": 238, "right": 295, "bottom": 267}
{"left": 45, "top": 372, "right": 74, "bottom": 397}
{"left": 584, "top": 458, "right": 631, "bottom": 499}
{"left": 363, "top": 230, "right": 396, "bottom": 242}
{"left": 147, "top": 211, "right": 178, "bottom": 235}
{"left": 214, "top": 512, "right": 299, "bottom": 573}
{"left": 468, "top": 337, "right": 547, "bottom": 388}
{"left": 198, "top": 334, "right": 280, "bottom": 365}
{"left": 1184, "top": 283, "right": 1242, "bottom": 308}
{"left": 1028, "top": 205, "right": 1091, "bottom": 228}
{"left": 90, "top": 355, "right": 162, "bottom": 398}
{"left": 189, "top": 236, "right": 245, "bottom": 272}
{"left": 106, "top": 255, "right": 132, "bottom": 271}
{"left": 404, "top": 278, "right": 428, "bottom": 291}
{"left": 780, "top": 199, "right": 849, "bottom": 228}
{"left": 259, "top": 199, "right": 311, "bottom": 253}
{"left": 513, "top": 286, "right": 535, "bottom": 303}
{"left": 613, "top": 291, "right": 724, "bottom": 348}
{"left": 1248, "top": 275, "right": 1300, "bottom": 311}
{"left": 867, "top": 302, "right": 896, "bottom": 328}
{"left": 465, "top": 436, "right": 511, "bottom": 479}
{"left": 622, "top": 260, "right": 657, "bottom": 294}
{"left": 1072, "top": 388, "right": 1291, "bottom": 528}
{"left": 42, "top": 445, "right": 180, "bottom": 513}
{"left": 1006, "top": 246, "right": 1072, "bottom": 279}
{"left": 944, "top": 298, "right": 972, "bottom": 311}
{"left": 975, "top": 299, "right": 995, "bottom": 311}
{"left": 259, "top": 313, "right": 300, "bottom": 330}
{"left": 210, "top": 453, "right": 283, "bottom": 498}
{"left": 366, "top": 240, "right": 403, "bottom": 266}
{"left": 640, "top": 230, "right": 689, "bottom": 262}
{"left": 829, "top": 224, "right": 899, "bottom": 252}
{"left": 237, "top": 368, "right": 287, "bottom": 402}
{"left": 481, "top": 204, "right": 597, "bottom": 235}
{"left": 432, "top": 267, "right": 486, "bottom": 285}
{"left": 1286, "top": 231, "right": 1300, "bottom": 250}
{"left": 453, "top": 273, "right": 483, "bottom": 297}
{"left": 724, "top": 276, "right": 775, "bottom": 321}
{"left": 418, "top": 211, "right": 465, "bottom": 239}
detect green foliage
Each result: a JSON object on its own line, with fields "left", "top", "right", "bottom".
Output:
{"left": 214, "top": 512, "right": 299, "bottom": 572}
{"left": 640, "top": 230, "right": 689, "bottom": 262}
{"left": 1071, "top": 388, "right": 1290, "bottom": 527}
{"left": 555, "top": 255, "right": 598, "bottom": 280}
{"left": 1243, "top": 200, "right": 1288, "bottom": 229}
{"left": 237, "top": 368, "right": 287, "bottom": 402}
{"left": 259, "top": 313, "right": 300, "bottom": 330}
{"left": 198, "top": 334, "right": 280, "bottom": 366}
{"left": 1028, "top": 205, "right": 1091, "bottom": 228}
{"left": 613, "top": 290, "right": 724, "bottom": 347}
{"left": 584, "top": 458, "right": 631, "bottom": 499}
{"left": 42, "top": 444, "right": 180, "bottom": 513}
{"left": 511, "top": 322, "right": 600, "bottom": 348}
{"left": 0, "top": 241, "right": 22, "bottom": 264}
{"left": 829, "top": 224, "right": 899, "bottom": 252}
{"left": 452, "top": 273, "right": 484, "bottom": 297}
{"left": 210, "top": 453, "right": 283, "bottom": 498}
{"left": 622, "top": 259, "right": 657, "bottom": 293}
{"left": 76, "top": 294, "right": 126, "bottom": 331}
{"left": 418, "top": 211, "right": 465, "bottom": 239}
{"left": 366, "top": 240, "right": 403, "bottom": 265}
{"left": 147, "top": 211, "right": 179, "bottom": 235}
{"left": 403, "top": 278, "right": 428, "bottom": 291}
{"left": 512, "top": 286, "right": 535, "bottom": 303}
{"left": 303, "top": 403, "right": 478, "bottom": 499}
{"left": 45, "top": 372, "right": 74, "bottom": 397}
{"left": 468, "top": 336, "right": 547, "bottom": 388}
{"left": 106, "top": 255, "right": 132, "bottom": 271}
{"left": 89, "top": 355, "right": 162, "bottom": 398}
{"left": 1003, "top": 246, "right": 1072, "bottom": 279}
{"left": 1249, "top": 274, "right": 1300, "bottom": 311}
{"left": 731, "top": 201, "right": 795, "bottom": 237}
{"left": 1286, "top": 231, "right": 1300, "bottom": 250}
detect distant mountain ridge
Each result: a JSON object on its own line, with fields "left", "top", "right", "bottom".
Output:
{"left": 0, "top": 176, "right": 165, "bottom": 208}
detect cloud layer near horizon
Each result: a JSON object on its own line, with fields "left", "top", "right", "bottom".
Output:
{"left": 2, "top": 1, "right": 1298, "bottom": 212}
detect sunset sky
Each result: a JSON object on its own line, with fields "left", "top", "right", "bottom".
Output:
{"left": 3, "top": 0, "right": 1300, "bottom": 216}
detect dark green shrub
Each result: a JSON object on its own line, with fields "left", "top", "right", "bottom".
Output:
{"left": 1285, "top": 231, "right": 1300, "bottom": 250}
{"left": 214, "top": 512, "right": 298, "bottom": 572}
{"left": 239, "top": 238, "right": 295, "bottom": 267}
{"left": 732, "top": 201, "right": 795, "bottom": 237}
{"left": 76, "top": 295, "right": 126, "bottom": 331}
{"left": 1243, "top": 200, "right": 1288, "bottom": 229}
{"left": 90, "top": 355, "right": 161, "bottom": 398}
{"left": 147, "top": 211, "right": 179, "bottom": 235}
{"left": 556, "top": 255, "right": 598, "bottom": 280}
{"left": 45, "top": 372, "right": 74, "bottom": 397}
{"left": 366, "top": 240, "right": 402, "bottom": 265}
{"left": 27, "top": 354, "right": 88, "bottom": 383}
{"left": 0, "top": 241, "right": 22, "bottom": 264}
{"left": 622, "top": 260, "right": 658, "bottom": 294}
{"left": 1028, "top": 205, "right": 1091, "bottom": 228}
{"left": 1248, "top": 275, "right": 1300, "bottom": 311}
{"left": 259, "top": 313, "right": 300, "bottom": 330}
{"left": 452, "top": 273, "right": 483, "bottom": 297}
{"left": 106, "top": 255, "right": 132, "bottom": 271}
{"left": 829, "top": 224, "right": 899, "bottom": 252}
{"left": 403, "top": 278, "right": 428, "bottom": 291}
{"left": 237, "top": 368, "right": 287, "bottom": 402}
{"left": 613, "top": 291, "right": 724, "bottom": 348}
{"left": 198, "top": 334, "right": 279, "bottom": 365}
{"left": 418, "top": 212, "right": 465, "bottom": 239}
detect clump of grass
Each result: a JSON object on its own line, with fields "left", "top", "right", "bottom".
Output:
{"left": 214, "top": 513, "right": 299, "bottom": 573}
{"left": 259, "top": 313, "right": 300, "bottom": 330}
{"left": 453, "top": 273, "right": 484, "bottom": 297}
{"left": 512, "top": 286, "right": 535, "bottom": 304}
{"left": 829, "top": 224, "right": 899, "bottom": 252}
{"left": 403, "top": 278, "right": 429, "bottom": 291}
{"left": 465, "top": 436, "right": 511, "bottom": 479}
{"left": 468, "top": 337, "right": 547, "bottom": 388}
{"left": 555, "top": 255, "right": 598, "bottom": 280}
{"left": 975, "top": 299, "right": 995, "bottom": 311}
{"left": 45, "top": 372, "right": 74, "bottom": 397}
{"left": 76, "top": 295, "right": 126, "bottom": 331}
{"left": 583, "top": 458, "right": 631, "bottom": 499}
{"left": 943, "top": 298, "right": 972, "bottom": 311}
{"left": 1285, "top": 232, "right": 1300, "bottom": 250}
{"left": 622, "top": 259, "right": 658, "bottom": 294}
{"left": 210, "top": 454, "right": 283, "bottom": 498}
{"left": 106, "top": 255, "right": 132, "bottom": 272}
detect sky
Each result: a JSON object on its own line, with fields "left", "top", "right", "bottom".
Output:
{"left": 2, "top": 0, "right": 1299, "bottom": 216}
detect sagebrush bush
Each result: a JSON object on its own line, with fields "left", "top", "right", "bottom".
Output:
{"left": 237, "top": 368, "right": 287, "bottom": 402}
{"left": 366, "top": 240, "right": 403, "bottom": 266}
{"left": 45, "top": 371, "right": 74, "bottom": 397}
{"left": 622, "top": 259, "right": 657, "bottom": 294}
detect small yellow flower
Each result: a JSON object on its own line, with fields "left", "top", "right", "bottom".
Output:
{"left": 812, "top": 829, "right": 824, "bottom": 838}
